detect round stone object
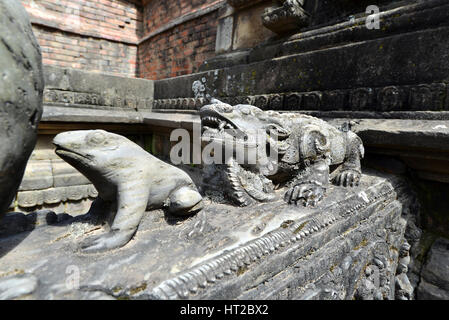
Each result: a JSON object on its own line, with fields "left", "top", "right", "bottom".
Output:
{"left": 0, "top": 1, "right": 44, "bottom": 214}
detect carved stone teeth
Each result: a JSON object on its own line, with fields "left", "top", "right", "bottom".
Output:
{"left": 223, "top": 255, "right": 235, "bottom": 273}
{"left": 254, "top": 240, "right": 266, "bottom": 257}
{"left": 290, "top": 236, "right": 297, "bottom": 242}
{"left": 246, "top": 244, "right": 258, "bottom": 261}
{"left": 242, "top": 247, "right": 254, "bottom": 264}
{"left": 203, "top": 264, "right": 217, "bottom": 283}
{"left": 172, "top": 278, "right": 189, "bottom": 299}
{"left": 235, "top": 250, "right": 246, "bottom": 267}
{"left": 296, "top": 234, "right": 302, "bottom": 240}
{"left": 165, "top": 279, "right": 187, "bottom": 299}
{"left": 314, "top": 226, "right": 319, "bottom": 232}
{"left": 265, "top": 237, "right": 276, "bottom": 252}
{"left": 272, "top": 234, "right": 282, "bottom": 248}
{"left": 300, "top": 231, "right": 306, "bottom": 237}
{"left": 180, "top": 274, "right": 198, "bottom": 294}
{"left": 210, "top": 260, "right": 221, "bottom": 272}
{"left": 249, "top": 243, "right": 262, "bottom": 259}
{"left": 259, "top": 238, "right": 271, "bottom": 254}
{"left": 155, "top": 284, "right": 175, "bottom": 300}
{"left": 304, "top": 230, "right": 310, "bottom": 236}
{"left": 192, "top": 269, "right": 207, "bottom": 288}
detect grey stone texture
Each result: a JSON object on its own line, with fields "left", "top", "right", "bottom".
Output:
{"left": 0, "top": 0, "right": 44, "bottom": 215}
{"left": 44, "top": 65, "right": 154, "bottom": 111}
{"left": 199, "top": 101, "right": 364, "bottom": 207}
{"left": 417, "top": 238, "right": 449, "bottom": 300}
{"left": 53, "top": 130, "right": 203, "bottom": 252}
{"left": 157, "top": 0, "right": 449, "bottom": 117}
{"left": 0, "top": 170, "right": 409, "bottom": 300}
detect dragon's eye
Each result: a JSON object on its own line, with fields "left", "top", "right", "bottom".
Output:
{"left": 240, "top": 107, "right": 251, "bottom": 115}
{"left": 87, "top": 131, "right": 106, "bottom": 145}
{"left": 222, "top": 105, "right": 233, "bottom": 113}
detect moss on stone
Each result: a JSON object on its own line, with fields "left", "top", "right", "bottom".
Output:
{"left": 293, "top": 221, "right": 309, "bottom": 234}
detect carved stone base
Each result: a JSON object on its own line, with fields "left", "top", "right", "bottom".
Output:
{"left": 0, "top": 171, "right": 409, "bottom": 300}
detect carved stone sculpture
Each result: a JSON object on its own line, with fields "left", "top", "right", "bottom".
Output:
{"left": 53, "top": 130, "right": 203, "bottom": 252}
{"left": 262, "top": 0, "right": 310, "bottom": 34}
{"left": 200, "top": 100, "right": 364, "bottom": 206}
{"left": 0, "top": 1, "right": 44, "bottom": 215}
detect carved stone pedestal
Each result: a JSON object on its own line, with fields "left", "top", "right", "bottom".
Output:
{"left": 0, "top": 171, "right": 410, "bottom": 300}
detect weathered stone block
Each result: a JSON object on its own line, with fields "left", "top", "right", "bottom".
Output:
{"left": 44, "top": 65, "right": 154, "bottom": 111}
{"left": 18, "top": 160, "right": 53, "bottom": 192}
{"left": 0, "top": 172, "right": 409, "bottom": 300}
{"left": 52, "top": 160, "right": 90, "bottom": 188}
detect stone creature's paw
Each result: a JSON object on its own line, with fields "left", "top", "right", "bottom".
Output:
{"left": 284, "top": 183, "right": 325, "bottom": 207}
{"left": 334, "top": 169, "right": 361, "bottom": 187}
{"left": 168, "top": 186, "right": 203, "bottom": 216}
{"left": 80, "top": 229, "right": 136, "bottom": 253}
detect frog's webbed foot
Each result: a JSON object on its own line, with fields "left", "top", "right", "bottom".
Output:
{"left": 334, "top": 169, "right": 361, "bottom": 187}
{"left": 80, "top": 228, "right": 136, "bottom": 253}
{"left": 284, "top": 182, "right": 325, "bottom": 207}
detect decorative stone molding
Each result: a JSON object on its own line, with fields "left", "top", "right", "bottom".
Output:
{"left": 16, "top": 185, "right": 97, "bottom": 209}
{"left": 149, "top": 180, "right": 397, "bottom": 299}
{"left": 262, "top": 0, "right": 310, "bottom": 34}
{"left": 153, "top": 82, "right": 449, "bottom": 113}
{"left": 44, "top": 89, "right": 153, "bottom": 110}
{"left": 0, "top": 172, "right": 412, "bottom": 299}
{"left": 43, "top": 66, "right": 154, "bottom": 111}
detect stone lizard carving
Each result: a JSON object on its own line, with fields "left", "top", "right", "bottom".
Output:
{"left": 53, "top": 130, "right": 203, "bottom": 252}
{"left": 200, "top": 100, "right": 364, "bottom": 207}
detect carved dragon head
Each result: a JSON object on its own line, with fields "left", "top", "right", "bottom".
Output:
{"left": 199, "top": 100, "right": 291, "bottom": 206}
{"left": 200, "top": 99, "right": 291, "bottom": 151}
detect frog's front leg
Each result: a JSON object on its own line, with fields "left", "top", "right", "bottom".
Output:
{"left": 284, "top": 159, "right": 329, "bottom": 207}
{"left": 334, "top": 132, "right": 364, "bottom": 187}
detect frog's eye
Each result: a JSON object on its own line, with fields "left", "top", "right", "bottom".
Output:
{"left": 87, "top": 131, "right": 106, "bottom": 145}
{"left": 240, "top": 107, "right": 251, "bottom": 115}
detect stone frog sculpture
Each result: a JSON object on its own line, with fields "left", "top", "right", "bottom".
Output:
{"left": 53, "top": 130, "right": 203, "bottom": 253}
{"left": 200, "top": 100, "right": 364, "bottom": 207}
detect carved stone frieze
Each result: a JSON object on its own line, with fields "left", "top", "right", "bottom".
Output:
{"left": 153, "top": 82, "right": 449, "bottom": 113}
{"left": 16, "top": 184, "right": 98, "bottom": 209}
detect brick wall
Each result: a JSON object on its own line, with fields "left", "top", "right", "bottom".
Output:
{"left": 142, "top": 0, "right": 219, "bottom": 35}
{"left": 22, "top": 0, "right": 142, "bottom": 77}
{"left": 139, "top": 10, "right": 219, "bottom": 80}
{"left": 20, "top": 0, "right": 224, "bottom": 80}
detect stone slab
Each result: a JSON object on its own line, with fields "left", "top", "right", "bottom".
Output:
{"left": 0, "top": 172, "right": 406, "bottom": 300}
{"left": 417, "top": 237, "right": 449, "bottom": 299}
{"left": 43, "top": 66, "right": 154, "bottom": 111}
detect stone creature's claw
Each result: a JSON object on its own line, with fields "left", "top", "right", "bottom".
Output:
{"left": 284, "top": 183, "right": 325, "bottom": 207}
{"left": 80, "top": 229, "right": 136, "bottom": 253}
{"left": 334, "top": 169, "right": 361, "bottom": 187}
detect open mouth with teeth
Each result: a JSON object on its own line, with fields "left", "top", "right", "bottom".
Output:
{"left": 200, "top": 111, "right": 247, "bottom": 144}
